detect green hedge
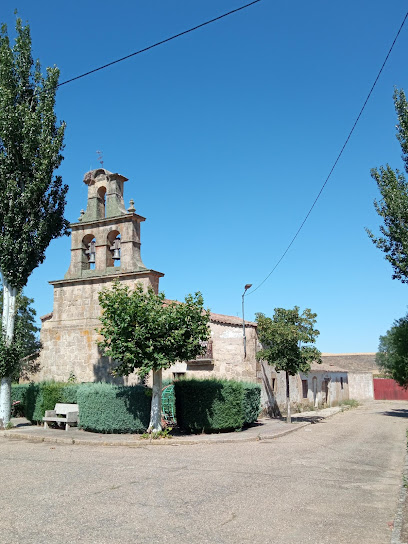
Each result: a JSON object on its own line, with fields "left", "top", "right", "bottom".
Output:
{"left": 242, "top": 383, "right": 261, "bottom": 425}
{"left": 11, "top": 383, "right": 39, "bottom": 421}
{"left": 11, "top": 382, "right": 81, "bottom": 422}
{"left": 61, "top": 384, "right": 81, "bottom": 404}
{"left": 174, "top": 378, "right": 261, "bottom": 433}
{"left": 77, "top": 383, "right": 151, "bottom": 433}
{"left": 11, "top": 382, "right": 151, "bottom": 433}
{"left": 11, "top": 384, "right": 30, "bottom": 417}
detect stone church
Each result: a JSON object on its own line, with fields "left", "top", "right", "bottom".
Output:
{"left": 35, "top": 168, "right": 165, "bottom": 383}
{"left": 33, "top": 168, "right": 374, "bottom": 414}
{"left": 34, "top": 168, "right": 259, "bottom": 385}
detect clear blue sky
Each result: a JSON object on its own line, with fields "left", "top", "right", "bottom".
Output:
{"left": 2, "top": 1, "right": 408, "bottom": 353}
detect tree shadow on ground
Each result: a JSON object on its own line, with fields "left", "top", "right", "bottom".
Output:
{"left": 11, "top": 419, "right": 32, "bottom": 428}
{"left": 289, "top": 415, "right": 325, "bottom": 424}
{"left": 380, "top": 409, "right": 408, "bottom": 418}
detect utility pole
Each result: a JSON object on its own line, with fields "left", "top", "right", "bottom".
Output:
{"left": 242, "top": 283, "right": 252, "bottom": 358}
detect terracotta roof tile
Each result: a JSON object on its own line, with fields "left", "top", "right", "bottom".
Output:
{"left": 309, "top": 361, "right": 347, "bottom": 372}
{"left": 164, "top": 300, "right": 256, "bottom": 327}
{"left": 321, "top": 353, "right": 379, "bottom": 373}
{"left": 210, "top": 312, "right": 256, "bottom": 327}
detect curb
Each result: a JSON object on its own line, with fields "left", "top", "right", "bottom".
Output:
{"left": 391, "top": 446, "right": 408, "bottom": 544}
{"left": 2, "top": 421, "right": 312, "bottom": 448}
{"left": 255, "top": 421, "right": 311, "bottom": 440}
{"left": 1, "top": 406, "right": 351, "bottom": 448}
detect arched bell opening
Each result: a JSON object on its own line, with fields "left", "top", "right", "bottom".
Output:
{"left": 82, "top": 234, "right": 96, "bottom": 271}
{"left": 97, "top": 186, "right": 106, "bottom": 219}
{"left": 107, "top": 230, "right": 121, "bottom": 268}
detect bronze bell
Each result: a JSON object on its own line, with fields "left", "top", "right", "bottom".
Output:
{"left": 110, "top": 237, "right": 121, "bottom": 261}
{"left": 86, "top": 240, "right": 96, "bottom": 263}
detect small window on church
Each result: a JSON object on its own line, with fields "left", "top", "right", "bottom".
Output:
{"left": 97, "top": 186, "right": 106, "bottom": 218}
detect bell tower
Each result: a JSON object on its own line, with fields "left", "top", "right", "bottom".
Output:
{"left": 65, "top": 169, "right": 149, "bottom": 279}
{"left": 36, "top": 169, "right": 164, "bottom": 383}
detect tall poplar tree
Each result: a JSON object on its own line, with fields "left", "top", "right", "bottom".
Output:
{"left": 366, "top": 88, "right": 408, "bottom": 282}
{"left": 0, "top": 17, "right": 69, "bottom": 426}
{"left": 0, "top": 285, "right": 41, "bottom": 381}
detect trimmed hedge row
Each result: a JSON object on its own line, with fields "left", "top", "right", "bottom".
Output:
{"left": 242, "top": 382, "right": 262, "bottom": 426}
{"left": 11, "top": 382, "right": 81, "bottom": 422}
{"left": 174, "top": 378, "right": 261, "bottom": 433}
{"left": 77, "top": 383, "right": 151, "bottom": 434}
{"left": 11, "top": 382, "right": 151, "bottom": 433}
{"left": 12, "top": 378, "right": 261, "bottom": 435}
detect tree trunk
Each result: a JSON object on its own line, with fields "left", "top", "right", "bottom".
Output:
{"left": 147, "top": 369, "right": 162, "bottom": 433}
{"left": 0, "top": 272, "right": 17, "bottom": 428}
{"left": 286, "top": 371, "right": 291, "bottom": 424}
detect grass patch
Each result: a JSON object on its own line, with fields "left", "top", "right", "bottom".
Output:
{"left": 338, "top": 399, "right": 360, "bottom": 408}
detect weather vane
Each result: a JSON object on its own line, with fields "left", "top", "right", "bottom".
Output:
{"left": 96, "top": 150, "right": 104, "bottom": 168}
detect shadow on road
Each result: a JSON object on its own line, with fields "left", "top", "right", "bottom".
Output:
{"left": 288, "top": 416, "right": 325, "bottom": 424}
{"left": 380, "top": 409, "right": 408, "bottom": 418}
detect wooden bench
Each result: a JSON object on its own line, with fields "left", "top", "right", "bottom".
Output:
{"left": 43, "top": 403, "right": 79, "bottom": 431}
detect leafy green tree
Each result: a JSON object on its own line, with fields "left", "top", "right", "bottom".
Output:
{"left": 366, "top": 88, "right": 408, "bottom": 282}
{"left": 376, "top": 314, "right": 408, "bottom": 387}
{"left": 256, "top": 307, "right": 322, "bottom": 422}
{"left": 98, "top": 282, "right": 211, "bottom": 432}
{"left": 0, "top": 17, "right": 68, "bottom": 426}
{"left": 0, "top": 286, "right": 41, "bottom": 381}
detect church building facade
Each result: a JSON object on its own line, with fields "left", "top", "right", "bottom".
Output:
{"left": 35, "top": 168, "right": 164, "bottom": 383}
{"left": 34, "top": 168, "right": 259, "bottom": 386}
{"left": 32, "top": 169, "right": 374, "bottom": 414}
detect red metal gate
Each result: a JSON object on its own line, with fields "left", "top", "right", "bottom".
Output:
{"left": 373, "top": 378, "right": 408, "bottom": 400}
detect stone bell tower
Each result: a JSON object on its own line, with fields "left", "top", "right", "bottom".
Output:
{"left": 36, "top": 169, "right": 164, "bottom": 383}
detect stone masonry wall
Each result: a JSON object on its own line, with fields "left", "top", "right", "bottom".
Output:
{"left": 34, "top": 274, "right": 160, "bottom": 384}
{"left": 162, "top": 321, "right": 259, "bottom": 383}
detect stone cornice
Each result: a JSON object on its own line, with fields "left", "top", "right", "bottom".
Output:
{"left": 49, "top": 269, "right": 164, "bottom": 286}
{"left": 70, "top": 213, "right": 146, "bottom": 229}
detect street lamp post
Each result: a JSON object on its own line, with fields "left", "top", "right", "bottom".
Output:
{"left": 242, "top": 283, "right": 252, "bottom": 358}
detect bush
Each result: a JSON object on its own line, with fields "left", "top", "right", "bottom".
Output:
{"left": 61, "top": 384, "right": 80, "bottom": 404}
{"left": 339, "top": 399, "right": 359, "bottom": 408}
{"left": 11, "top": 383, "right": 30, "bottom": 416}
{"left": 242, "top": 383, "right": 261, "bottom": 425}
{"left": 11, "top": 381, "right": 81, "bottom": 422}
{"left": 174, "top": 378, "right": 261, "bottom": 433}
{"left": 77, "top": 383, "right": 151, "bottom": 433}
{"left": 11, "top": 381, "right": 151, "bottom": 432}
{"left": 11, "top": 382, "right": 39, "bottom": 420}
{"left": 11, "top": 383, "right": 29, "bottom": 406}
{"left": 32, "top": 381, "right": 69, "bottom": 422}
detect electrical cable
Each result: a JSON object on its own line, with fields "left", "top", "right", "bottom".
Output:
{"left": 246, "top": 10, "right": 408, "bottom": 297}
{"left": 57, "top": 0, "right": 263, "bottom": 88}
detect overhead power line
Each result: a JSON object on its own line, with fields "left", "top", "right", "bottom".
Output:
{"left": 57, "top": 0, "right": 263, "bottom": 88}
{"left": 247, "top": 10, "right": 408, "bottom": 297}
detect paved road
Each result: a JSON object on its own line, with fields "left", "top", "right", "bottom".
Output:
{"left": 0, "top": 401, "right": 407, "bottom": 544}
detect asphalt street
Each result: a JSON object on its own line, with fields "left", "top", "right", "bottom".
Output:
{"left": 0, "top": 400, "right": 407, "bottom": 544}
